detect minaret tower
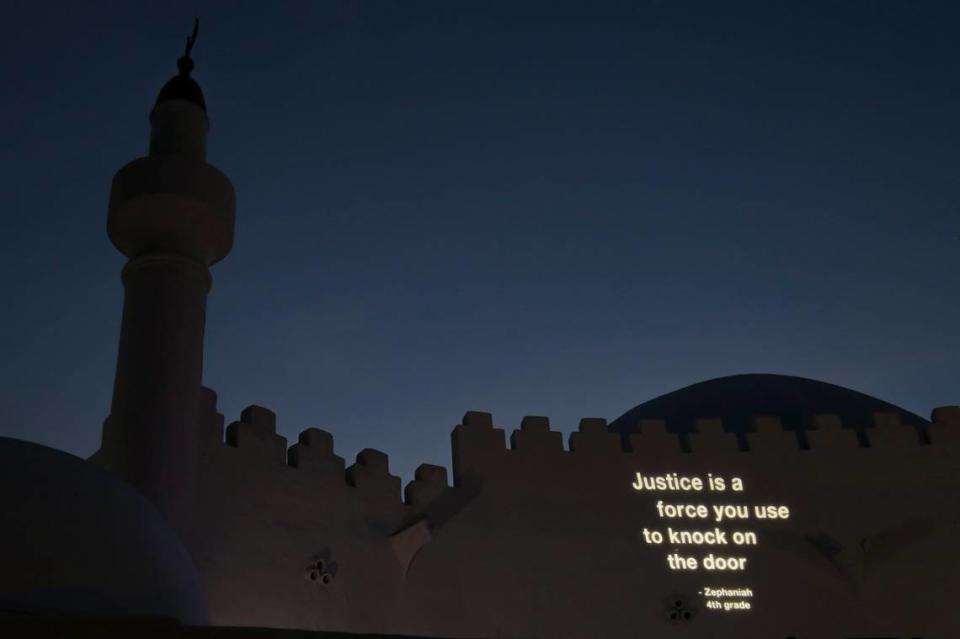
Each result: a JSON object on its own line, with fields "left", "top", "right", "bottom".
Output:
{"left": 98, "top": 22, "right": 235, "bottom": 516}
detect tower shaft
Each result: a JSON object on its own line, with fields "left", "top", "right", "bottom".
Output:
{"left": 105, "top": 253, "right": 211, "bottom": 511}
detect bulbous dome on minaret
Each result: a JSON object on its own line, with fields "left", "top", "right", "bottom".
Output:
{"left": 154, "top": 53, "right": 207, "bottom": 112}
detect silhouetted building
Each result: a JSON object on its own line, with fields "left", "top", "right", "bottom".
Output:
{"left": 1, "top": 43, "right": 957, "bottom": 639}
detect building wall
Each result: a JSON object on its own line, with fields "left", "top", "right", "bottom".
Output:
{"left": 174, "top": 388, "right": 960, "bottom": 638}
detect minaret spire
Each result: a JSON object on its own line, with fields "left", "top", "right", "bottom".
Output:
{"left": 98, "top": 24, "right": 235, "bottom": 517}
{"left": 178, "top": 18, "right": 199, "bottom": 76}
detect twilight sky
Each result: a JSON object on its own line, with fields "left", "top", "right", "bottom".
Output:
{"left": 1, "top": 1, "right": 957, "bottom": 483}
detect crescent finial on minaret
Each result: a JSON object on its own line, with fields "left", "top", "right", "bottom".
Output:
{"left": 177, "top": 18, "right": 199, "bottom": 77}
{"left": 156, "top": 18, "right": 206, "bottom": 112}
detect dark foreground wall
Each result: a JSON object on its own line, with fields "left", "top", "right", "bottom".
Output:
{"left": 0, "top": 612, "right": 469, "bottom": 639}
{"left": 0, "top": 612, "right": 935, "bottom": 639}
{"left": 165, "top": 390, "right": 959, "bottom": 638}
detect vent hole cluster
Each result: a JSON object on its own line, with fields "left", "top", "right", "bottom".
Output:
{"left": 306, "top": 558, "right": 334, "bottom": 587}
{"left": 664, "top": 595, "right": 696, "bottom": 624}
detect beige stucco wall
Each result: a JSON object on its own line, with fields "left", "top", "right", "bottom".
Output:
{"left": 173, "top": 389, "right": 959, "bottom": 638}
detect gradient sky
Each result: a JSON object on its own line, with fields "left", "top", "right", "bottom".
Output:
{"left": 1, "top": 1, "right": 957, "bottom": 484}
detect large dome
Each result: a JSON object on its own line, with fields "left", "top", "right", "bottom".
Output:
{"left": 608, "top": 373, "right": 928, "bottom": 447}
{"left": 0, "top": 437, "right": 207, "bottom": 623}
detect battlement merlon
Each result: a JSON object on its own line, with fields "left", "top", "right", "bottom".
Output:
{"left": 929, "top": 405, "right": 960, "bottom": 448}
{"left": 225, "top": 405, "right": 288, "bottom": 466}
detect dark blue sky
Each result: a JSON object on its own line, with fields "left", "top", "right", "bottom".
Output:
{"left": 1, "top": 1, "right": 957, "bottom": 483}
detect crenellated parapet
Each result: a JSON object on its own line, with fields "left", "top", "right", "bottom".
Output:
{"left": 186, "top": 391, "right": 960, "bottom": 544}
{"left": 191, "top": 390, "right": 410, "bottom": 534}
{"left": 443, "top": 407, "right": 959, "bottom": 486}
{"left": 198, "top": 398, "right": 960, "bottom": 481}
